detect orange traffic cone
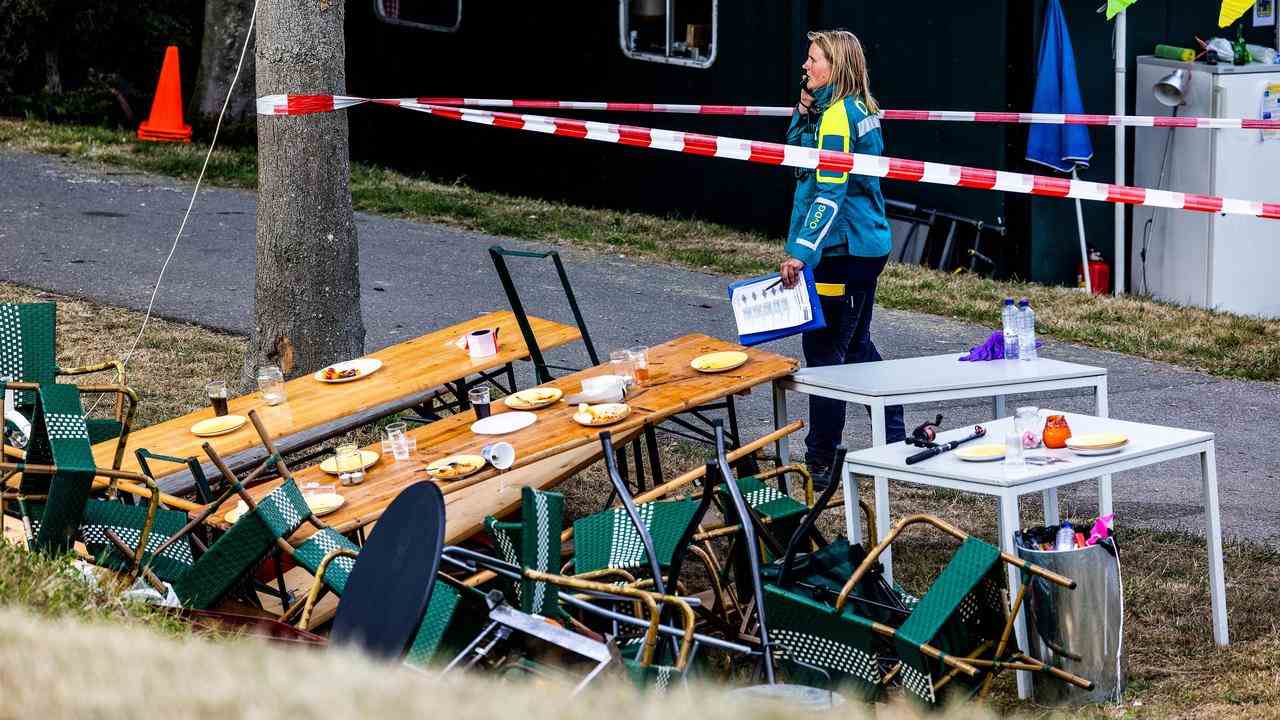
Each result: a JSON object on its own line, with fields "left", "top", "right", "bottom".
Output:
{"left": 138, "top": 45, "right": 193, "bottom": 143}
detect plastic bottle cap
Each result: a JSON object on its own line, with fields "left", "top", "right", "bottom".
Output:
{"left": 1004, "top": 298, "right": 1014, "bottom": 305}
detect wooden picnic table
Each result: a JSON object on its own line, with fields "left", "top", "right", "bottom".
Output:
{"left": 91, "top": 312, "right": 580, "bottom": 496}
{"left": 220, "top": 333, "right": 798, "bottom": 546}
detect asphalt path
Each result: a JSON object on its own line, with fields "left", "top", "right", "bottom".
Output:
{"left": 3, "top": 148, "right": 1277, "bottom": 545}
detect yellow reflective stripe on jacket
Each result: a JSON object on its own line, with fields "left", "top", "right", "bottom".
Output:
{"left": 816, "top": 99, "right": 850, "bottom": 185}
{"left": 815, "top": 282, "right": 845, "bottom": 297}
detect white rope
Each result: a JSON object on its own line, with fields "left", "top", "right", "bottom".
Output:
{"left": 89, "top": 0, "right": 260, "bottom": 414}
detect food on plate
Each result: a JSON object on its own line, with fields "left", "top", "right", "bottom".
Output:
{"left": 322, "top": 365, "right": 360, "bottom": 380}
{"left": 425, "top": 454, "right": 486, "bottom": 479}
{"left": 574, "top": 403, "right": 630, "bottom": 426}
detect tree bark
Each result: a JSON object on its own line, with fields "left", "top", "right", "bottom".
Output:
{"left": 190, "top": 0, "right": 257, "bottom": 123}
{"left": 244, "top": 0, "right": 364, "bottom": 387}
{"left": 43, "top": 44, "right": 62, "bottom": 95}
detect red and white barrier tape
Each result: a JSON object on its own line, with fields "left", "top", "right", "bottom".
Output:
{"left": 255, "top": 95, "right": 1280, "bottom": 220}
{"left": 258, "top": 93, "right": 1280, "bottom": 131}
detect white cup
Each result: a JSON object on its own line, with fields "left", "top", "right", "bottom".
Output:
{"left": 482, "top": 441, "right": 516, "bottom": 470}
{"left": 467, "top": 328, "right": 498, "bottom": 359}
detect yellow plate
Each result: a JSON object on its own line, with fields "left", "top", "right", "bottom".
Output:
{"left": 1066, "top": 432, "right": 1129, "bottom": 449}
{"left": 224, "top": 493, "right": 345, "bottom": 524}
{"left": 503, "top": 387, "right": 564, "bottom": 410}
{"left": 319, "top": 449, "right": 380, "bottom": 475}
{"left": 573, "top": 403, "right": 631, "bottom": 427}
{"left": 954, "top": 444, "right": 1007, "bottom": 462}
{"left": 691, "top": 351, "right": 749, "bottom": 373}
{"left": 426, "top": 454, "right": 487, "bottom": 480}
{"left": 191, "top": 415, "right": 246, "bottom": 437}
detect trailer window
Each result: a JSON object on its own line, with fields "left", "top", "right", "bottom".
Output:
{"left": 619, "top": 0, "right": 717, "bottom": 68}
{"left": 375, "top": 0, "right": 461, "bottom": 32}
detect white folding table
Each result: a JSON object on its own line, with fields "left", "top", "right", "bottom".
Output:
{"left": 772, "top": 355, "right": 1108, "bottom": 563}
{"left": 841, "top": 412, "right": 1228, "bottom": 698}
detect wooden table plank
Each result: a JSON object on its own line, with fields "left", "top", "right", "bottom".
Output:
{"left": 92, "top": 311, "right": 580, "bottom": 494}
{"left": 217, "top": 334, "right": 796, "bottom": 548}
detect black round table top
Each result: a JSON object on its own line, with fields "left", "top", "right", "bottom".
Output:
{"left": 330, "top": 481, "right": 445, "bottom": 660}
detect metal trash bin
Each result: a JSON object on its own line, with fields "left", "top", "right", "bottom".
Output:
{"left": 1015, "top": 535, "right": 1125, "bottom": 705}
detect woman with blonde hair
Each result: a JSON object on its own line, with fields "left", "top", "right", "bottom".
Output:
{"left": 779, "top": 29, "right": 904, "bottom": 484}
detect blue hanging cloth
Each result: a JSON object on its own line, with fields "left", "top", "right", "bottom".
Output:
{"left": 1026, "top": 0, "right": 1094, "bottom": 173}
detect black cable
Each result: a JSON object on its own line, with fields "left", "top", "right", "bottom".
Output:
{"left": 1140, "top": 106, "right": 1179, "bottom": 295}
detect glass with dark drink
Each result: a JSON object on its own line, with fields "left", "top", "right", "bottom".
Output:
{"left": 206, "top": 380, "right": 229, "bottom": 417}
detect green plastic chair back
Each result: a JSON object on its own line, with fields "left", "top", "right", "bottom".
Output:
{"left": 20, "top": 383, "right": 96, "bottom": 554}
{"left": 403, "top": 580, "right": 490, "bottom": 668}
{"left": 894, "top": 537, "right": 1005, "bottom": 705}
{"left": 572, "top": 498, "right": 701, "bottom": 575}
{"left": 714, "top": 474, "right": 809, "bottom": 556}
{"left": 293, "top": 528, "right": 360, "bottom": 595}
{"left": 81, "top": 500, "right": 194, "bottom": 582}
{"left": 172, "top": 480, "right": 312, "bottom": 609}
{"left": 483, "top": 486, "right": 564, "bottom": 616}
{"left": 0, "top": 303, "right": 56, "bottom": 407}
{"left": 763, "top": 582, "right": 887, "bottom": 702}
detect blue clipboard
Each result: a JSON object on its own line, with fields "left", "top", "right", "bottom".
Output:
{"left": 728, "top": 266, "right": 826, "bottom": 347}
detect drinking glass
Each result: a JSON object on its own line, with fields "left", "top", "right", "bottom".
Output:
{"left": 1043, "top": 415, "right": 1072, "bottom": 449}
{"left": 205, "top": 380, "right": 229, "bottom": 417}
{"left": 1003, "top": 433, "right": 1025, "bottom": 467}
{"left": 382, "top": 421, "right": 408, "bottom": 454}
{"left": 1015, "top": 406, "right": 1041, "bottom": 448}
{"left": 468, "top": 386, "right": 492, "bottom": 419}
{"left": 628, "top": 346, "right": 650, "bottom": 385}
{"left": 392, "top": 435, "right": 416, "bottom": 462}
{"left": 335, "top": 443, "right": 362, "bottom": 486}
{"left": 256, "top": 366, "right": 286, "bottom": 406}
{"left": 609, "top": 350, "right": 635, "bottom": 385}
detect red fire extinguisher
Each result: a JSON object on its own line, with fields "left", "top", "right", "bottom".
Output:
{"left": 1077, "top": 247, "right": 1111, "bottom": 296}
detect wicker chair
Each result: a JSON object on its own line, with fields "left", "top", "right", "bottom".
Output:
{"left": 0, "top": 302, "right": 133, "bottom": 445}
{"left": 1, "top": 381, "right": 159, "bottom": 583}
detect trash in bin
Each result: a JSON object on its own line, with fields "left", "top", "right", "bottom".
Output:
{"left": 1015, "top": 516, "right": 1125, "bottom": 705}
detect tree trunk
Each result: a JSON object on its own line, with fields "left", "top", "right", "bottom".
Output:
{"left": 244, "top": 0, "right": 364, "bottom": 387}
{"left": 190, "top": 0, "right": 257, "bottom": 123}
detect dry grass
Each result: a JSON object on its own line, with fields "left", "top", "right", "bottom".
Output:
{"left": 0, "top": 601, "right": 1012, "bottom": 720}
{"left": 5, "top": 116, "right": 1280, "bottom": 380}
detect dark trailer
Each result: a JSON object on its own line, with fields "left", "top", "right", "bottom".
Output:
{"left": 346, "top": 1, "right": 1271, "bottom": 285}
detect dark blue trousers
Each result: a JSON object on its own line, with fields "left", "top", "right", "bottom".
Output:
{"left": 802, "top": 253, "right": 905, "bottom": 468}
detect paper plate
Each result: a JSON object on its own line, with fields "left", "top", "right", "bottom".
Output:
{"left": 314, "top": 357, "right": 383, "bottom": 384}
{"left": 503, "top": 387, "right": 563, "bottom": 410}
{"left": 319, "top": 449, "right": 380, "bottom": 475}
{"left": 224, "top": 493, "right": 345, "bottom": 524}
{"left": 954, "top": 444, "right": 1006, "bottom": 462}
{"left": 470, "top": 411, "right": 537, "bottom": 435}
{"left": 425, "top": 454, "right": 487, "bottom": 480}
{"left": 573, "top": 403, "right": 631, "bottom": 427}
{"left": 1069, "top": 445, "right": 1127, "bottom": 457}
{"left": 691, "top": 351, "right": 749, "bottom": 373}
{"left": 1066, "top": 433, "right": 1129, "bottom": 450}
{"left": 191, "top": 414, "right": 246, "bottom": 437}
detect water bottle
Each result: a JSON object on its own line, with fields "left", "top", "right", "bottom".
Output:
{"left": 1018, "top": 298, "right": 1038, "bottom": 361}
{"left": 1000, "top": 298, "right": 1019, "bottom": 360}
{"left": 1055, "top": 521, "right": 1075, "bottom": 551}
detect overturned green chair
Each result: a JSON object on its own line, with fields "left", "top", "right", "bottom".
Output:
{"left": 1, "top": 380, "right": 160, "bottom": 582}
{"left": 481, "top": 484, "right": 699, "bottom": 689}
{"left": 765, "top": 512, "right": 1095, "bottom": 705}
{"left": 0, "top": 302, "right": 135, "bottom": 446}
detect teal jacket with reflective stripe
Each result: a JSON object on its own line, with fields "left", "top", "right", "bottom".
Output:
{"left": 784, "top": 86, "right": 892, "bottom": 265}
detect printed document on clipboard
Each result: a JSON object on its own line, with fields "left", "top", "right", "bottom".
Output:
{"left": 727, "top": 266, "right": 826, "bottom": 346}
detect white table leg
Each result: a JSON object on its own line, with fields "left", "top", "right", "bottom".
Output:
{"left": 1041, "top": 489, "right": 1061, "bottom": 526}
{"left": 997, "top": 491, "right": 1033, "bottom": 699}
{"left": 842, "top": 462, "right": 862, "bottom": 546}
{"left": 993, "top": 394, "right": 1007, "bottom": 420}
{"left": 870, "top": 401, "right": 892, "bottom": 582}
{"left": 1201, "top": 442, "right": 1229, "bottom": 645}
{"left": 1095, "top": 378, "right": 1113, "bottom": 517}
{"left": 772, "top": 380, "right": 789, "bottom": 466}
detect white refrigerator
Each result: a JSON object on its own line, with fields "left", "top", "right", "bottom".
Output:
{"left": 1132, "top": 56, "right": 1280, "bottom": 318}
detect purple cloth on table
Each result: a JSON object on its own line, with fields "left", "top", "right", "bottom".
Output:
{"left": 959, "top": 331, "right": 1043, "bottom": 362}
